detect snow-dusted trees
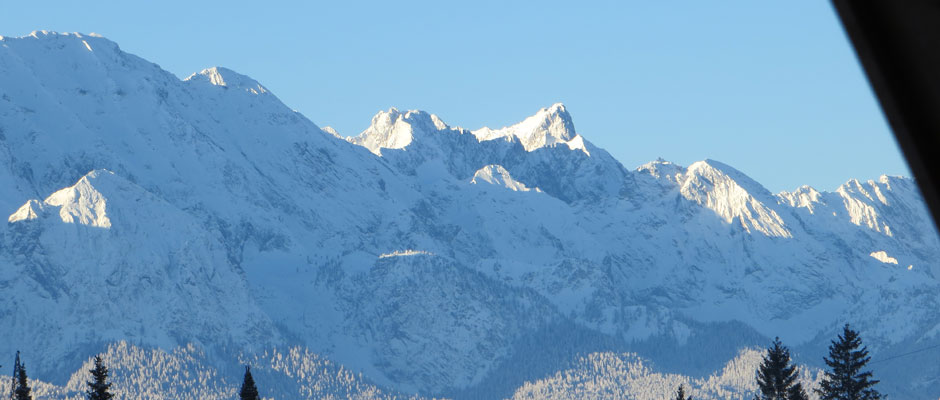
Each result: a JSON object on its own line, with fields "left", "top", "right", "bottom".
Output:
{"left": 86, "top": 355, "right": 114, "bottom": 400}
{"left": 816, "top": 325, "right": 881, "bottom": 400}
{"left": 754, "top": 338, "right": 808, "bottom": 400}
{"left": 239, "top": 365, "right": 260, "bottom": 400}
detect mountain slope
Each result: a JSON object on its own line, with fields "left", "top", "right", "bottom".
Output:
{"left": 0, "top": 170, "right": 278, "bottom": 378}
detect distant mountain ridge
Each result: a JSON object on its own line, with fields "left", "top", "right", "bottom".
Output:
{"left": 1, "top": 31, "right": 939, "bottom": 399}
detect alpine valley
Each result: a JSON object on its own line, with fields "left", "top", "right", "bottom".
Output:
{"left": 1, "top": 31, "right": 938, "bottom": 399}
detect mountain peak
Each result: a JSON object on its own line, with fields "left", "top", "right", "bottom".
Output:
{"left": 539, "top": 103, "right": 571, "bottom": 117}
{"left": 1, "top": 30, "right": 120, "bottom": 56}
{"left": 19, "top": 30, "right": 105, "bottom": 41}
{"left": 185, "top": 67, "right": 268, "bottom": 95}
{"left": 540, "top": 102, "right": 571, "bottom": 121}
{"left": 681, "top": 160, "right": 791, "bottom": 237}
{"left": 471, "top": 165, "right": 538, "bottom": 192}
{"left": 321, "top": 126, "right": 343, "bottom": 138}
{"left": 5, "top": 169, "right": 174, "bottom": 231}
{"left": 689, "top": 159, "right": 773, "bottom": 197}
{"left": 348, "top": 107, "right": 449, "bottom": 155}
{"left": 637, "top": 158, "right": 684, "bottom": 177}
{"left": 9, "top": 170, "right": 119, "bottom": 228}
{"left": 472, "top": 103, "right": 587, "bottom": 154}
{"left": 778, "top": 184, "right": 824, "bottom": 212}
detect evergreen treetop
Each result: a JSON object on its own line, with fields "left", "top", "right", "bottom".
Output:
{"left": 754, "top": 337, "right": 808, "bottom": 400}
{"left": 816, "top": 324, "right": 881, "bottom": 400}
{"left": 86, "top": 355, "right": 114, "bottom": 400}
{"left": 674, "top": 384, "right": 692, "bottom": 400}
{"left": 239, "top": 365, "right": 260, "bottom": 400}
{"left": 8, "top": 351, "right": 21, "bottom": 400}
{"left": 13, "top": 362, "right": 31, "bottom": 400}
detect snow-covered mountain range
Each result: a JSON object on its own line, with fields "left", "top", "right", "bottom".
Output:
{"left": 1, "top": 31, "right": 938, "bottom": 399}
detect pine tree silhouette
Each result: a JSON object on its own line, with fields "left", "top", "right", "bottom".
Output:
{"left": 12, "top": 362, "right": 31, "bottom": 400}
{"left": 8, "top": 351, "right": 21, "bottom": 400}
{"left": 10, "top": 350, "right": 20, "bottom": 400}
{"left": 816, "top": 324, "right": 881, "bottom": 400}
{"left": 239, "top": 365, "right": 260, "bottom": 400}
{"left": 85, "top": 355, "right": 114, "bottom": 400}
{"left": 754, "top": 337, "right": 808, "bottom": 400}
{"left": 674, "top": 384, "right": 693, "bottom": 400}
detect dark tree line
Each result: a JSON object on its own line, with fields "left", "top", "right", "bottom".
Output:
{"left": 672, "top": 324, "right": 882, "bottom": 400}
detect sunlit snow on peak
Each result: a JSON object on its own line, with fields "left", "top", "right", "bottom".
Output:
{"left": 8, "top": 170, "right": 117, "bottom": 228}
{"left": 471, "top": 165, "right": 539, "bottom": 192}
{"left": 346, "top": 103, "right": 593, "bottom": 157}
{"left": 185, "top": 66, "right": 269, "bottom": 95}
{"left": 11, "top": 31, "right": 107, "bottom": 46}
{"left": 348, "top": 107, "right": 449, "bottom": 155}
{"left": 637, "top": 158, "right": 685, "bottom": 182}
{"left": 8, "top": 200, "right": 43, "bottom": 223}
{"left": 778, "top": 185, "right": 824, "bottom": 213}
{"left": 680, "top": 160, "right": 792, "bottom": 237}
{"left": 321, "top": 126, "right": 343, "bottom": 138}
{"left": 471, "top": 103, "right": 589, "bottom": 154}
{"left": 379, "top": 249, "right": 434, "bottom": 258}
{"left": 870, "top": 250, "right": 898, "bottom": 264}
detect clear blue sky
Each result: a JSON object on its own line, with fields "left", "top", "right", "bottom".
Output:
{"left": 0, "top": 1, "right": 910, "bottom": 192}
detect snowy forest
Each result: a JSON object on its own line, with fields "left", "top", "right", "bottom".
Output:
{"left": 0, "top": 325, "right": 887, "bottom": 400}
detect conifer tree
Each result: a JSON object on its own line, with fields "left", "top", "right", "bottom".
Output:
{"left": 86, "top": 355, "right": 114, "bottom": 400}
{"left": 816, "top": 324, "right": 881, "bottom": 400}
{"left": 674, "top": 384, "right": 692, "bottom": 400}
{"left": 8, "top": 351, "right": 20, "bottom": 400}
{"left": 239, "top": 365, "right": 260, "bottom": 400}
{"left": 754, "top": 337, "right": 808, "bottom": 400}
{"left": 13, "top": 362, "right": 31, "bottom": 400}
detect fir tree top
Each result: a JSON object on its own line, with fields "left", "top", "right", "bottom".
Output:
{"left": 86, "top": 355, "right": 114, "bottom": 400}
{"left": 816, "top": 324, "right": 881, "bottom": 400}
{"left": 239, "top": 365, "right": 260, "bottom": 400}
{"left": 674, "top": 384, "right": 692, "bottom": 400}
{"left": 755, "top": 337, "right": 808, "bottom": 400}
{"left": 13, "top": 362, "right": 31, "bottom": 400}
{"left": 8, "top": 351, "right": 21, "bottom": 400}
